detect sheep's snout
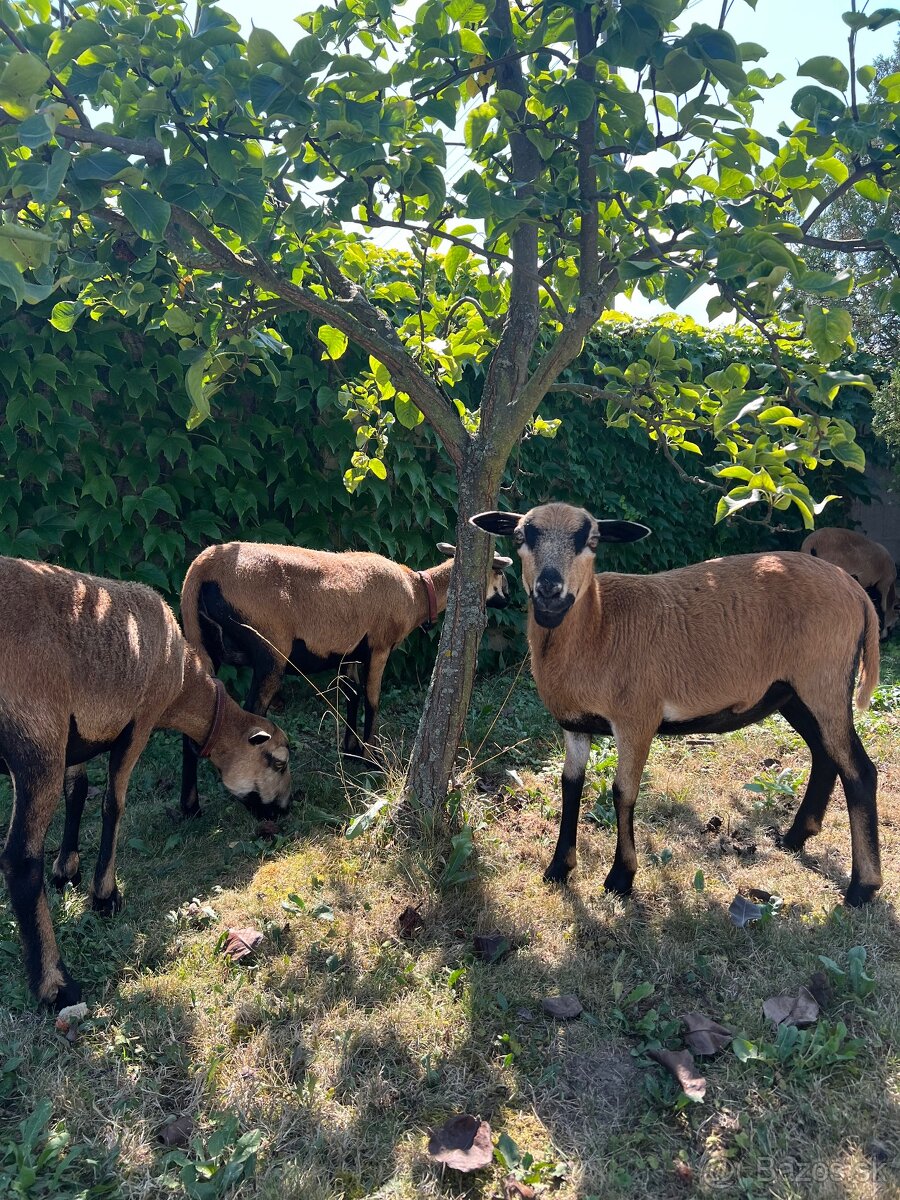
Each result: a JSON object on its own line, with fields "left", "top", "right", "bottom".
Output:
{"left": 532, "top": 570, "right": 574, "bottom": 626}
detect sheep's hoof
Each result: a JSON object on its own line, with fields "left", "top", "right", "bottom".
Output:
{"left": 779, "top": 825, "right": 815, "bottom": 853}
{"left": 91, "top": 887, "right": 124, "bottom": 916}
{"left": 602, "top": 869, "right": 635, "bottom": 898}
{"left": 542, "top": 860, "right": 572, "bottom": 886}
{"left": 52, "top": 868, "right": 82, "bottom": 892}
{"left": 42, "top": 974, "right": 82, "bottom": 1013}
{"left": 844, "top": 881, "right": 880, "bottom": 908}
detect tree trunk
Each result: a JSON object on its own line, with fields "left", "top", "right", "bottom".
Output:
{"left": 404, "top": 445, "right": 505, "bottom": 816}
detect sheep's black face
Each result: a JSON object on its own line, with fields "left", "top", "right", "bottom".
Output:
{"left": 469, "top": 503, "right": 651, "bottom": 628}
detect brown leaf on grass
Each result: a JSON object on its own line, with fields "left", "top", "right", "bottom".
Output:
{"left": 221, "top": 927, "right": 264, "bottom": 962}
{"left": 503, "top": 1177, "right": 536, "bottom": 1199}
{"left": 158, "top": 1115, "right": 194, "bottom": 1147}
{"left": 255, "top": 820, "right": 279, "bottom": 841}
{"left": 398, "top": 905, "right": 424, "bottom": 939}
{"left": 473, "top": 933, "right": 514, "bottom": 963}
{"left": 648, "top": 1048, "right": 706, "bottom": 1101}
{"left": 681, "top": 1012, "right": 733, "bottom": 1056}
{"left": 672, "top": 1159, "right": 695, "bottom": 1184}
{"left": 728, "top": 894, "right": 763, "bottom": 927}
{"left": 542, "top": 994, "right": 583, "bottom": 1020}
{"left": 763, "top": 986, "right": 819, "bottom": 1028}
{"left": 427, "top": 1114, "right": 492, "bottom": 1172}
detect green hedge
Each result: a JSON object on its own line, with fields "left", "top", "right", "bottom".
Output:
{"left": 0, "top": 302, "right": 879, "bottom": 673}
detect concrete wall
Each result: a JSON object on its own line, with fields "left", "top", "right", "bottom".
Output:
{"left": 850, "top": 465, "right": 900, "bottom": 562}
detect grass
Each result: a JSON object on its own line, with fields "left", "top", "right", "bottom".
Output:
{"left": 0, "top": 641, "right": 898, "bottom": 1199}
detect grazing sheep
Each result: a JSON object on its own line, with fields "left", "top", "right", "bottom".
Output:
{"left": 0, "top": 558, "right": 291, "bottom": 1009}
{"left": 801, "top": 527, "right": 898, "bottom": 639}
{"left": 471, "top": 502, "right": 881, "bottom": 907}
{"left": 178, "top": 540, "right": 511, "bottom": 807}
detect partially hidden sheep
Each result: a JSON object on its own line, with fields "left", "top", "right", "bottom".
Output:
{"left": 178, "top": 540, "right": 511, "bottom": 810}
{"left": 801, "top": 526, "right": 898, "bottom": 639}
{"left": 472, "top": 502, "right": 881, "bottom": 907}
{"left": 0, "top": 558, "right": 291, "bottom": 1009}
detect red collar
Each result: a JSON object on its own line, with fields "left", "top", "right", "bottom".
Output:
{"left": 199, "top": 677, "right": 226, "bottom": 759}
{"left": 416, "top": 570, "right": 438, "bottom": 630}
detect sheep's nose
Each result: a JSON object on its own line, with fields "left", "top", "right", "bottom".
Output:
{"left": 535, "top": 573, "right": 563, "bottom": 600}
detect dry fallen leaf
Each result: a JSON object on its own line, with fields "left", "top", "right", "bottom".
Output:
{"left": 158, "top": 1115, "right": 194, "bottom": 1147}
{"left": 681, "top": 1012, "right": 733, "bottom": 1056}
{"left": 255, "top": 820, "right": 279, "bottom": 841}
{"left": 728, "top": 894, "right": 763, "bottom": 927}
{"left": 473, "top": 933, "right": 514, "bottom": 963}
{"left": 763, "top": 985, "right": 819, "bottom": 1028}
{"left": 427, "top": 1114, "right": 492, "bottom": 1172}
{"left": 221, "top": 927, "right": 264, "bottom": 962}
{"left": 672, "top": 1159, "right": 695, "bottom": 1184}
{"left": 504, "top": 1177, "right": 536, "bottom": 1199}
{"left": 648, "top": 1048, "right": 707, "bottom": 1101}
{"left": 398, "top": 905, "right": 424, "bottom": 939}
{"left": 542, "top": 994, "right": 583, "bottom": 1020}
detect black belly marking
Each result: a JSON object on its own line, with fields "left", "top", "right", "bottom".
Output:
{"left": 285, "top": 636, "right": 369, "bottom": 677}
{"left": 561, "top": 682, "right": 795, "bottom": 739}
{"left": 65, "top": 715, "right": 134, "bottom": 766}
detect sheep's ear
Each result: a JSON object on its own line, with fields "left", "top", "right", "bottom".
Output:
{"left": 470, "top": 511, "right": 524, "bottom": 537}
{"left": 492, "top": 553, "right": 513, "bottom": 569}
{"left": 248, "top": 730, "right": 272, "bottom": 746}
{"left": 436, "top": 541, "right": 456, "bottom": 556}
{"left": 595, "top": 519, "right": 652, "bottom": 544}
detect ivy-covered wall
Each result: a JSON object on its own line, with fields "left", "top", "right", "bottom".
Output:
{"left": 0, "top": 302, "right": 879, "bottom": 671}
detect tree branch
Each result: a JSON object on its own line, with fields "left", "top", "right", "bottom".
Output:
{"left": 90, "top": 201, "right": 469, "bottom": 465}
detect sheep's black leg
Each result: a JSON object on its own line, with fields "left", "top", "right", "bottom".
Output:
{"left": 809, "top": 700, "right": 881, "bottom": 906}
{"left": 779, "top": 696, "right": 838, "bottom": 852}
{"left": 51, "top": 765, "right": 88, "bottom": 889}
{"left": 90, "top": 722, "right": 147, "bottom": 915}
{"left": 341, "top": 663, "right": 363, "bottom": 756}
{"left": 0, "top": 742, "right": 79, "bottom": 1008}
{"left": 603, "top": 727, "right": 654, "bottom": 897}
{"left": 179, "top": 736, "right": 202, "bottom": 819}
{"left": 544, "top": 732, "right": 591, "bottom": 884}
{"left": 839, "top": 732, "right": 880, "bottom": 907}
{"left": 359, "top": 649, "right": 389, "bottom": 765}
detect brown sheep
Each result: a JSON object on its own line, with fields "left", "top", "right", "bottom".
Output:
{"left": 801, "top": 527, "right": 898, "bottom": 639}
{"left": 178, "top": 540, "right": 512, "bottom": 809}
{"left": 0, "top": 558, "right": 291, "bottom": 1009}
{"left": 471, "top": 502, "right": 881, "bottom": 907}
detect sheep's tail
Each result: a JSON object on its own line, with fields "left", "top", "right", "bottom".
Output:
{"left": 180, "top": 561, "right": 214, "bottom": 673}
{"left": 856, "top": 596, "right": 880, "bottom": 710}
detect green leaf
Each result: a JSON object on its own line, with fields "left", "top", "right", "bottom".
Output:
{"left": 368, "top": 458, "right": 387, "bottom": 480}
{"left": 830, "top": 439, "right": 865, "bottom": 471}
{"left": 213, "top": 192, "right": 263, "bottom": 242}
{"left": 0, "top": 261, "right": 25, "bottom": 306}
{"left": 71, "top": 151, "right": 132, "bottom": 181}
{"left": 247, "top": 27, "right": 289, "bottom": 67}
{"left": 49, "top": 301, "right": 84, "bottom": 331}
{"left": 563, "top": 78, "right": 595, "bottom": 122}
{"left": 791, "top": 85, "right": 845, "bottom": 122}
{"left": 163, "top": 307, "right": 194, "bottom": 335}
{"left": 0, "top": 53, "right": 50, "bottom": 120}
{"left": 119, "top": 188, "right": 171, "bottom": 241}
{"left": 444, "top": 243, "right": 469, "bottom": 283}
{"left": 318, "top": 325, "right": 348, "bottom": 361}
{"left": 395, "top": 394, "right": 424, "bottom": 429}
{"left": 185, "top": 357, "right": 210, "bottom": 430}
{"left": 804, "top": 305, "right": 852, "bottom": 363}
{"left": 17, "top": 111, "right": 53, "bottom": 149}
{"left": 798, "top": 56, "right": 849, "bottom": 92}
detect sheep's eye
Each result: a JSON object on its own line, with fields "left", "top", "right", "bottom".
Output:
{"left": 266, "top": 752, "right": 288, "bottom": 773}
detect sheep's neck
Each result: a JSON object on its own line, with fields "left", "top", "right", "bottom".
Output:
{"left": 159, "top": 648, "right": 219, "bottom": 744}
{"left": 528, "top": 579, "right": 603, "bottom": 713}
{"left": 418, "top": 558, "right": 455, "bottom": 622}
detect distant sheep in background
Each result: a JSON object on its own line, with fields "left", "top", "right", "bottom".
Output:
{"left": 801, "top": 527, "right": 898, "bottom": 640}
{"left": 472, "top": 502, "right": 882, "bottom": 908}
{"left": 179, "top": 540, "right": 511, "bottom": 809}
{"left": 0, "top": 559, "right": 291, "bottom": 1009}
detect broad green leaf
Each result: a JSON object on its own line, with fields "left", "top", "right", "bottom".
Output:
{"left": 213, "top": 192, "right": 263, "bottom": 242}
{"left": 444, "top": 243, "right": 469, "bottom": 283}
{"left": 0, "top": 261, "right": 25, "bottom": 306}
{"left": 830, "top": 439, "right": 865, "bottom": 471}
{"left": 0, "top": 54, "right": 50, "bottom": 120}
{"left": 318, "top": 325, "right": 348, "bottom": 361}
{"left": 804, "top": 305, "right": 853, "bottom": 363}
{"left": 247, "top": 27, "right": 289, "bottom": 67}
{"left": 798, "top": 56, "right": 849, "bottom": 92}
{"left": 185, "top": 358, "right": 210, "bottom": 430}
{"left": 120, "top": 188, "right": 171, "bottom": 241}
{"left": 163, "top": 307, "right": 194, "bottom": 335}
{"left": 395, "top": 394, "right": 424, "bottom": 429}
{"left": 49, "top": 300, "right": 84, "bottom": 331}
